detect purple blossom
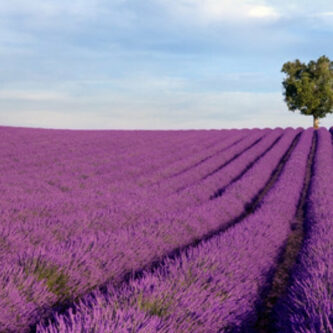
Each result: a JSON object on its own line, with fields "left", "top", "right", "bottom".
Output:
{"left": 1, "top": 126, "right": 330, "bottom": 332}
{"left": 37, "top": 129, "right": 314, "bottom": 332}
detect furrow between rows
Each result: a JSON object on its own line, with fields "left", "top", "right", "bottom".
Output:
{"left": 157, "top": 129, "right": 267, "bottom": 195}
{"left": 137, "top": 130, "right": 247, "bottom": 187}
{"left": 255, "top": 130, "right": 317, "bottom": 332}
{"left": 165, "top": 133, "right": 247, "bottom": 179}
{"left": 161, "top": 129, "right": 283, "bottom": 214}
{"left": 273, "top": 128, "right": 333, "bottom": 332}
{"left": 210, "top": 132, "right": 283, "bottom": 199}
{"left": 200, "top": 137, "right": 263, "bottom": 181}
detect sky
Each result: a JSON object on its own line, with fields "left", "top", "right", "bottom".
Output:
{"left": 1, "top": 0, "right": 333, "bottom": 129}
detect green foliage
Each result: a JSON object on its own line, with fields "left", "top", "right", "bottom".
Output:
{"left": 137, "top": 292, "right": 172, "bottom": 318}
{"left": 25, "top": 258, "right": 70, "bottom": 298}
{"left": 281, "top": 55, "right": 333, "bottom": 123}
{"left": 36, "top": 265, "right": 69, "bottom": 297}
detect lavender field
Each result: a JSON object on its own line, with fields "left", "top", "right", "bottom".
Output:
{"left": 1, "top": 126, "right": 332, "bottom": 332}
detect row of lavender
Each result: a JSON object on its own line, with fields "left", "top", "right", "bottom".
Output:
{"left": 37, "top": 129, "right": 315, "bottom": 332}
{"left": 0, "top": 127, "right": 231, "bottom": 330}
{"left": 0, "top": 126, "right": 299, "bottom": 330}
{"left": 5, "top": 126, "right": 326, "bottom": 330}
{"left": 1, "top": 128, "right": 285, "bottom": 254}
{"left": 0, "top": 127, "right": 244, "bottom": 238}
{"left": 274, "top": 128, "right": 333, "bottom": 332}
{"left": 0, "top": 127, "right": 272, "bottom": 331}
{"left": 2, "top": 127, "right": 277, "bottom": 248}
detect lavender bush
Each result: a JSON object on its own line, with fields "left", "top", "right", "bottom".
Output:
{"left": 0, "top": 126, "right": 331, "bottom": 332}
{"left": 274, "top": 128, "right": 333, "bottom": 332}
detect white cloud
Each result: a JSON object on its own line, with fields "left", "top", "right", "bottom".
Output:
{"left": 248, "top": 5, "right": 279, "bottom": 19}
{"left": 159, "top": 0, "right": 280, "bottom": 24}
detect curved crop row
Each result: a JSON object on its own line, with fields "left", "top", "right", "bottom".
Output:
{"left": 274, "top": 128, "right": 333, "bottom": 332}
{"left": 137, "top": 129, "right": 248, "bottom": 187}
{"left": 0, "top": 128, "right": 235, "bottom": 331}
{"left": 153, "top": 129, "right": 267, "bottom": 195}
{"left": 162, "top": 128, "right": 283, "bottom": 211}
{"left": 0, "top": 127, "right": 308, "bottom": 332}
{"left": 0, "top": 129, "right": 230, "bottom": 248}
{"left": 18, "top": 129, "right": 299, "bottom": 331}
{"left": 0, "top": 129, "right": 271, "bottom": 261}
{"left": 90, "top": 129, "right": 270, "bottom": 227}
{"left": 81, "top": 128, "right": 285, "bottom": 233}
{"left": 0, "top": 127, "right": 227, "bottom": 199}
{"left": 0, "top": 129, "right": 298, "bottom": 331}
{"left": 0, "top": 129, "right": 243, "bottom": 248}
{"left": 37, "top": 129, "right": 314, "bottom": 332}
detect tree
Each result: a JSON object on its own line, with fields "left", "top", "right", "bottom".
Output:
{"left": 281, "top": 55, "right": 333, "bottom": 129}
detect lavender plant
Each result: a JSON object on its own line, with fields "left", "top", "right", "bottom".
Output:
{"left": 274, "top": 128, "right": 333, "bottom": 332}
{"left": 2, "top": 126, "right": 330, "bottom": 332}
{"left": 37, "top": 129, "right": 314, "bottom": 332}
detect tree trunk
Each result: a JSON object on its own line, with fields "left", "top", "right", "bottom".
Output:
{"left": 313, "top": 117, "right": 319, "bottom": 129}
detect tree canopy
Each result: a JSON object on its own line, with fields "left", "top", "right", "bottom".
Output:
{"left": 281, "top": 55, "right": 333, "bottom": 128}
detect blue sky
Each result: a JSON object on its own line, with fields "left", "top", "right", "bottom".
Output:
{"left": 1, "top": 0, "right": 333, "bottom": 129}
